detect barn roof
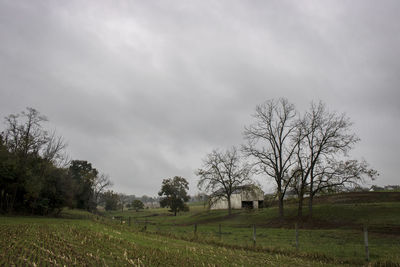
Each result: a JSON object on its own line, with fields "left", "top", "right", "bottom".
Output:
{"left": 212, "top": 185, "right": 263, "bottom": 195}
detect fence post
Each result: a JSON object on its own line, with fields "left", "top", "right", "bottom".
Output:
{"left": 253, "top": 224, "right": 256, "bottom": 246}
{"left": 364, "top": 225, "right": 370, "bottom": 262}
{"left": 295, "top": 223, "right": 299, "bottom": 250}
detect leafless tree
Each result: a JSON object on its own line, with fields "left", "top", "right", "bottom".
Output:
{"left": 291, "top": 101, "right": 377, "bottom": 217}
{"left": 197, "top": 147, "right": 253, "bottom": 215}
{"left": 118, "top": 193, "right": 130, "bottom": 212}
{"left": 3, "top": 108, "right": 68, "bottom": 166}
{"left": 3, "top": 108, "right": 48, "bottom": 157}
{"left": 93, "top": 173, "right": 113, "bottom": 206}
{"left": 302, "top": 102, "right": 358, "bottom": 216}
{"left": 311, "top": 159, "right": 378, "bottom": 199}
{"left": 43, "top": 130, "right": 68, "bottom": 166}
{"left": 243, "top": 98, "right": 299, "bottom": 218}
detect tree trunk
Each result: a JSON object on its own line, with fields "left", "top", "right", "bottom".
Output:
{"left": 0, "top": 190, "right": 3, "bottom": 212}
{"left": 277, "top": 189, "right": 284, "bottom": 219}
{"left": 228, "top": 195, "right": 232, "bottom": 215}
{"left": 31, "top": 199, "right": 36, "bottom": 215}
{"left": 308, "top": 174, "right": 314, "bottom": 217}
{"left": 278, "top": 198, "right": 284, "bottom": 218}
{"left": 174, "top": 210, "right": 177, "bottom": 216}
{"left": 297, "top": 191, "right": 304, "bottom": 218}
{"left": 10, "top": 187, "right": 17, "bottom": 213}
{"left": 297, "top": 176, "right": 307, "bottom": 218}
{"left": 308, "top": 193, "right": 314, "bottom": 217}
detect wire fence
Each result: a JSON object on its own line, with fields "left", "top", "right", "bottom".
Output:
{"left": 99, "top": 215, "right": 400, "bottom": 264}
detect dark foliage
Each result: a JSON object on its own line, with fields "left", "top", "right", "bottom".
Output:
{"left": 131, "top": 199, "right": 144, "bottom": 211}
{"left": 0, "top": 108, "right": 111, "bottom": 215}
{"left": 158, "top": 176, "right": 190, "bottom": 216}
{"left": 102, "top": 190, "right": 120, "bottom": 211}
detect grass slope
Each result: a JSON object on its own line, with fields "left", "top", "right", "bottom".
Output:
{"left": 0, "top": 217, "right": 336, "bottom": 266}
{"left": 105, "top": 192, "right": 400, "bottom": 265}
{"left": 2, "top": 192, "right": 398, "bottom": 266}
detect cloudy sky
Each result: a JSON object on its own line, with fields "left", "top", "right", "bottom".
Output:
{"left": 0, "top": 0, "right": 399, "bottom": 196}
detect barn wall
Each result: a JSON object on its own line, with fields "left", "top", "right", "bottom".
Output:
{"left": 241, "top": 188, "right": 264, "bottom": 201}
{"left": 210, "top": 198, "right": 228, "bottom": 209}
{"left": 231, "top": 194, "right": 242, "bottom": 209}
{"left": 210, "top": 188, "right": 264, "bottom": 210}
{"left": 210, "top": 194, "right": 242, "bottom": 210}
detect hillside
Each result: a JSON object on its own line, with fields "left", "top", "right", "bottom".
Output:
{"left": 1, "top": 192, "right": 399, "bottom": 266}
{"left": 0, "top": 217, "right": 337, "bottom": 266}
{"left": 104, "top": 192, "right": 400, "bottom": 265}
{"left": 107, "top": 192, "right": 400, "bottom": 230}
{"left": 312, "top": 191, "right": 400, "bottom": 205}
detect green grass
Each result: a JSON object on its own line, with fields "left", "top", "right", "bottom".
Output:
{"left": 141, "top": 223, "right": 400, "bottom": 264}
{"left": 103, "top": 199, "right": 400, "bottom": 265}
{"left": 59, "top": 207, "right": 100, "bottom": 219}
{"left": 0, "top": 216, "right": 339, "bottom": 266}
{"left": 106, "top": 201, "right": 400, "bottom": 228}
{"left": 2, "top": 193, "right": 399, "bottom": 266}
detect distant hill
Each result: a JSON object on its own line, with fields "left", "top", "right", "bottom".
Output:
{"left": 311, "top": 192, "right": 400, "bottom": 205}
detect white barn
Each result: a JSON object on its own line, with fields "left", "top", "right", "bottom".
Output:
{"left": 210, "top": 186, "right": 264, "bottom": 210}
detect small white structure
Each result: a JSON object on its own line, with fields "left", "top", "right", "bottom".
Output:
{"left": 144, "top": 201, "right": 160, "bottom": 209}
{"left": 210, "top": 186, "right": 264, "bottom": 210}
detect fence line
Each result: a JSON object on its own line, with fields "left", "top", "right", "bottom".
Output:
{"left": 364, "top": 225, "right": 369, "bottom": 262}
{"left": 98, "top": 215, "right": 398, "bottom": 263}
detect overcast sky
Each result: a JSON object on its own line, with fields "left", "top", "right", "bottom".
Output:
{"left": 1, "top": 0, "right": 399, "bottom": 196}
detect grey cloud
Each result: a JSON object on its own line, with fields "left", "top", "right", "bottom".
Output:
{"left": 1, "top": 0, "right": 399, "bottom": 195}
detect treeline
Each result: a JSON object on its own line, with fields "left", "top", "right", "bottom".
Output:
{"left": 369, "top": 185, "right": 400, "bottom": 192}
{"left": 99, "top": 192, "right": 161, "bottom": 211}
{"left": 0, "top": 108, "right": 112, "bottom": 215}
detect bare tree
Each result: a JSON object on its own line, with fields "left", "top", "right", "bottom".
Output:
{"left": 197, "top": 147, "right": 253, "bottom": 215}
{"left": 118, "top": 193, "right": 130, "bottom": 212}
{"left": 43, "top": 130, "right": 68, "bottom": 166}
{"left": 243, "top": 98, "right": 299, "bottom": 218}
{"left": 311, "top": 159, "right": 378, "bottom": 198}
{"left": 2, "top": 108, "right": 68, "bottom": 166}
{"left": 93, "top": 173, "right": 113, "bottom": 207}
{"left": 300, "top": 102, "right": 361, "bottom": 216}
{"left": 3, "top": 108, "right": 48, "bottom": 157}
{"left": 289, "top": 101, "right": 378, "bottom": 217}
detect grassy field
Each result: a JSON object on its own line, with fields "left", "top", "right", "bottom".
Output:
{"left": 1, "top": 192, "right": 399, "bottom": 266}
{"left": 104, "top": 193, "right": 400, "bottom": 265}
{"left": 107, "top": 199, "right": 400, "bottom": 229}
{"left": 0, "top": 216, "right": 342, "bottom": 266}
